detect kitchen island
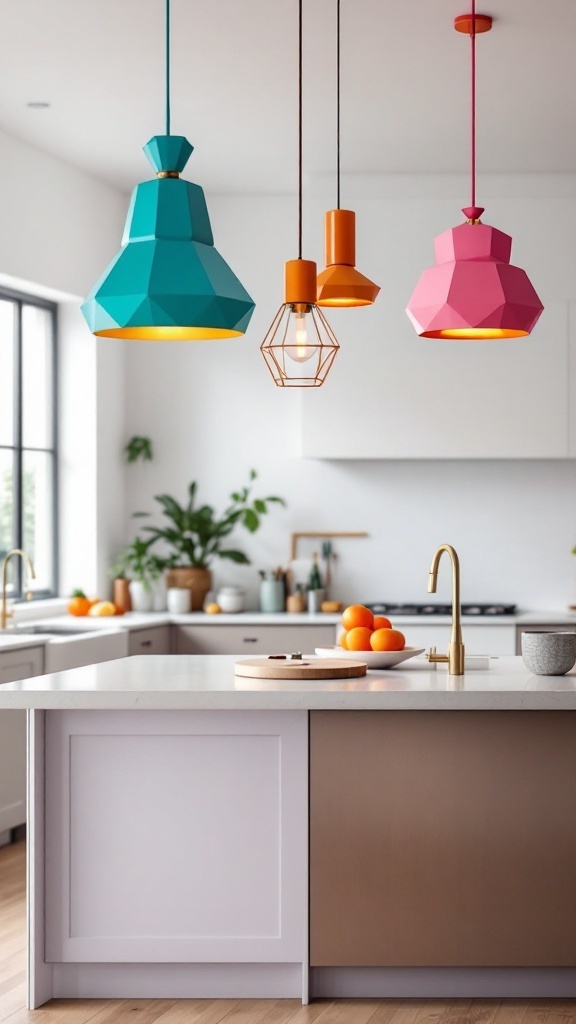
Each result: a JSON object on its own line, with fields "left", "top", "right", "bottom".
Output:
{"left": 3, "top": 654, "right": 576, "bottom": 1008}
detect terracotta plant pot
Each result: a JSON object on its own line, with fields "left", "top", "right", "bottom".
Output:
{"left": 165, "top": 567, "right": 212, "bottom": 612}
{"left": 113, "top": 578, "right": 132, "bottom": 614}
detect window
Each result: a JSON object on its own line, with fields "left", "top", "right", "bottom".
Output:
{"left": 0, "top": 288, "right": 57, "bottom": 598}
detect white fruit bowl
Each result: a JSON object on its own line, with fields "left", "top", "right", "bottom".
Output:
{"left": 315, "top": 645, "right": 426, "bottom": 670}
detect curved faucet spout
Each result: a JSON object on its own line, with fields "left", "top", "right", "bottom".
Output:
{"left": 426, "top": 543, "right": 465, "bottom": 675}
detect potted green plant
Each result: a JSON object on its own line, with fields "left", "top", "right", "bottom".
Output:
{"left": 111, "top": 537, "right": 165, "bottom": 613}
{"left": 138, "top": 470, "right": 285, "bottom": 610}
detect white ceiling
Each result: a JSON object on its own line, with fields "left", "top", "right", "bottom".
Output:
{"left": 1, "top": 0, "right": 574, "bottom": 194}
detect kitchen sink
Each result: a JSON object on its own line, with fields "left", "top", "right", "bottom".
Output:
{"left": 14, "top": 625, "right": 103, "bottom": 636}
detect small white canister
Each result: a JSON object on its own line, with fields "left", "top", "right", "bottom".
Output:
{"left": 216, "top": 586, "right": 246, "bottom": 613}
{"left": 167, "top": 587, "right": 192, "bottom": 614}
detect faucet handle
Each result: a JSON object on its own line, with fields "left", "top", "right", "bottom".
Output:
{"left": 426, "top": 646, "right": 449, "bottom": 665}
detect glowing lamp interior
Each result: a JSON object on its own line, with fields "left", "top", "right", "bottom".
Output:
{"left": 317, "top": 297, "right": 373, "bottom": 307}
{"left": 423, "top": 328, "right": 529, "bottom": 340}
{"left": 94, "top": 326, "right": 242, "bottom": 341}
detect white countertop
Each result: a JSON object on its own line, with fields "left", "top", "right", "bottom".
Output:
{"left": 0, "top": 608, "right": 575, "bottom": 657}
{"left": 1, "top": 654, "right": 576, "bottom": 710}
{"left": 11, "top": 609, "right": 576, "bottom": 631}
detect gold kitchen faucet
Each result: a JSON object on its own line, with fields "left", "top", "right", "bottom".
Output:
{"left": 426, "top": 544, "right": 465, "bottom": 675}
{"left": 1, "top": 549, "right": 35, "bottom": 630}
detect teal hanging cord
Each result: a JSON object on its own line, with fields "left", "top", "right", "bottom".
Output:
{"left": 165, "top": 0, "right": 171, "bottom": 135}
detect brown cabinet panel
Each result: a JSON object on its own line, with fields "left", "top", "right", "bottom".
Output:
{"left": 310, "top": 710, "right": 576, "bottom": 967}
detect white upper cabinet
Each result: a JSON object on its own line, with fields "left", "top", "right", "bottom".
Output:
{"left": 300, "top": 182, "right": 574, "bottom": 460}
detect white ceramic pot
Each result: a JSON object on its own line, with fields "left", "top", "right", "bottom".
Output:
{"left": 216, "top": 586, "right": 246, "bottom": 613}
{"left": 167, "top": 587, "right": 191, "bottom": 614}
{"left": 151, "top": 577, "right": 167, "bottom": 612}
{"left": 129, "top": 580, "right": 154, "bottom": 613}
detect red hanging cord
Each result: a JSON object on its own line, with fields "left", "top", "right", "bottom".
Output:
{"left": 462, "top": 0, "right": 484, "bottom": 221}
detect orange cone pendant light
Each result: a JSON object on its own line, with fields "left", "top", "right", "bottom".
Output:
{"left": 316, "top": 0, "right": 379, "bottom": 308}
{"left": 406, "top": 3, "right": 543, "bottom": 340}
{"left": 261, "top": 0, "right": 340, "bottom": 388}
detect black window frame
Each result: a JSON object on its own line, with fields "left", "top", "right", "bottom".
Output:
{"left": 0, "top": 285, "right": 58, "bottom": 600}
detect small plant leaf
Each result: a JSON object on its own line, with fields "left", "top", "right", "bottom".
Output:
{"left": 219, "top": 549, "right": 251, "bottom": 564}
{"left": 243, "top": 509, "right": 259, "bottom": 532}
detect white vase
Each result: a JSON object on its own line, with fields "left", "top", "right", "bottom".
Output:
{"left": 129, "top": 580, "right": 154, "bottom": 613}
{"left": 151, "top": 577, "right": 167, "bottom": 612}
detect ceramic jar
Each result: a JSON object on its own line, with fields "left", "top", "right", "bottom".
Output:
{"left": 216, "top": 587, "right": 246, "bottom": 613}
{"left": 167, "top": 587, "right": 192, "bottom": 614}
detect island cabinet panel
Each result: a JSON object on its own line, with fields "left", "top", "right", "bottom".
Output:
{"left": 45, "top": 709, "right": 307, "bottom": 964}
{"left": 310, "top": 710, "right": 576, "bottom": 967}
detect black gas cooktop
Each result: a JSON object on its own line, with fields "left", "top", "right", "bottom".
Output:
{"left": 364, "top": 602, "right": 517, "bottom": 617}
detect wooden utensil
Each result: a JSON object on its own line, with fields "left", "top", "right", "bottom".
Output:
{"left": 235, "top": 657, "right": 367, "bottom": 680}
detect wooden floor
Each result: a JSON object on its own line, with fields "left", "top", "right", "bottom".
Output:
{"left": 2, "top": 842, "right": 576, "bottom": 1024}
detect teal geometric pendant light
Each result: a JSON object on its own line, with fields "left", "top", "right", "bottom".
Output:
{"left": 81, "top": 2, "right": 254, "bottom": 341}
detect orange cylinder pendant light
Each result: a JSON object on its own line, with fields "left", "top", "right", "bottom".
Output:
{"left": 316, "top": 0, "right": 380, "bottom": 308}
{"left": 261, "top": 0, "right": 339, "bottom": 388}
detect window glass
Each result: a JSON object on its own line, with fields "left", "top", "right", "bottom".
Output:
{"left": 22, "top": 304, "right": 53, "bottom": 449}
{"left": 0, "top": 301, "right": 14, "bottom": 446}
{"left": 0, "top": 449, "right": 16, "bottom": 593}
{"left": 22, "top": 450, "right": 54, "bottom": 594}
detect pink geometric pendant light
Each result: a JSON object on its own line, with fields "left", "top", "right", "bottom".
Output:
{"left": 406, "top": 4, "right": 543, "bottom": 340}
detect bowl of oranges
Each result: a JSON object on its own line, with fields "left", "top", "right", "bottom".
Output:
{"left": 315, "top": 604, "right": 425, "bottom": 669}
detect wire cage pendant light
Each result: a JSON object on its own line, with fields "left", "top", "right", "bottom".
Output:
{"left": 261, "top": 0, "right": 339, "bottom": 388}
{"left": 82, "top": 0, "right": 254, "bottom": 342}
{"left": 316, "top": 0, "right": 379, "bottom": 308}
{"left": 405, "top": 1, "right": 543, "bottom": 340}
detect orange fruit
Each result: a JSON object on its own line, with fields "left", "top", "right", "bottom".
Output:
{"left": 339, "top": 631, "right": 349, "bottom": 650}
{"left": 373, "top": 615, "right": 392, "bottom": 630}
{"left": 346, "top": 626, "right": 374, "bottom": 652}
{"left": 341, "top": 605, "right": 374, "bottom": 631}
{"left": 68, "top": 590, "right": 90, "bottom": 617}
{"left": 370, "top": 628, "right": 406, "bottom": 652}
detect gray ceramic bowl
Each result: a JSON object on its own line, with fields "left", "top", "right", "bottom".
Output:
{"left": 521, "top": 631, "right": 576, "bottom": 676}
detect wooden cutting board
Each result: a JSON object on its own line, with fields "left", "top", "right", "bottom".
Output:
{"left": 234, "top": 657, "right": 367, "bottom": 680}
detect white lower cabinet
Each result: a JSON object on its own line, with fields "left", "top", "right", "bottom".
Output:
{"left": 175, "top": 623, "right": 336, "bottom": 655}
{"left": 45, "top": 709, "right": 308, "bottom": 965}
{"left": 128, "top": 625, "right": 172, "bottom": 656}
{"left": 0, "top": 645, "right": 44, "bottom": 831}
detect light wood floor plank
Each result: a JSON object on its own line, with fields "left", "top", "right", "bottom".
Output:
{"left": 151, "top": 999, "right": 242, "bottom": 1024}
{"left": 313, "top": 1000, "right": 384, "bottom": 1024}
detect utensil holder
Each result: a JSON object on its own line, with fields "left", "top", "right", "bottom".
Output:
{"left": 259, "top": 579, "right": 285, "bottom": 614}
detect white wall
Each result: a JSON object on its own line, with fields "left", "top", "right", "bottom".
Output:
{"left": 0, "top": 126, "right": 127, "bottom": 596}
{"left": 123, "top": 174, "right": 576, "bottom": 611}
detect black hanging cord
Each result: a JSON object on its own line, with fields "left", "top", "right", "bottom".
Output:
{"left": 165, "top": 0, "right": 171, "bottom": 136}
{"left": 298, "top": 0, "right": 303, "bottom": 259}
{"left": 336, "top": 0, "right": 341, "bottom": 209}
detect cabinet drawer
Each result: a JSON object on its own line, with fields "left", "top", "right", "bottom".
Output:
{"left": 128, "top": 626, "right": 172, "bottom": 656}
{"left": 175, "top": 624, "right": 337, "bottom": 655}
{"left": 0, "top": 645, "right": 44, "bottom": 683}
